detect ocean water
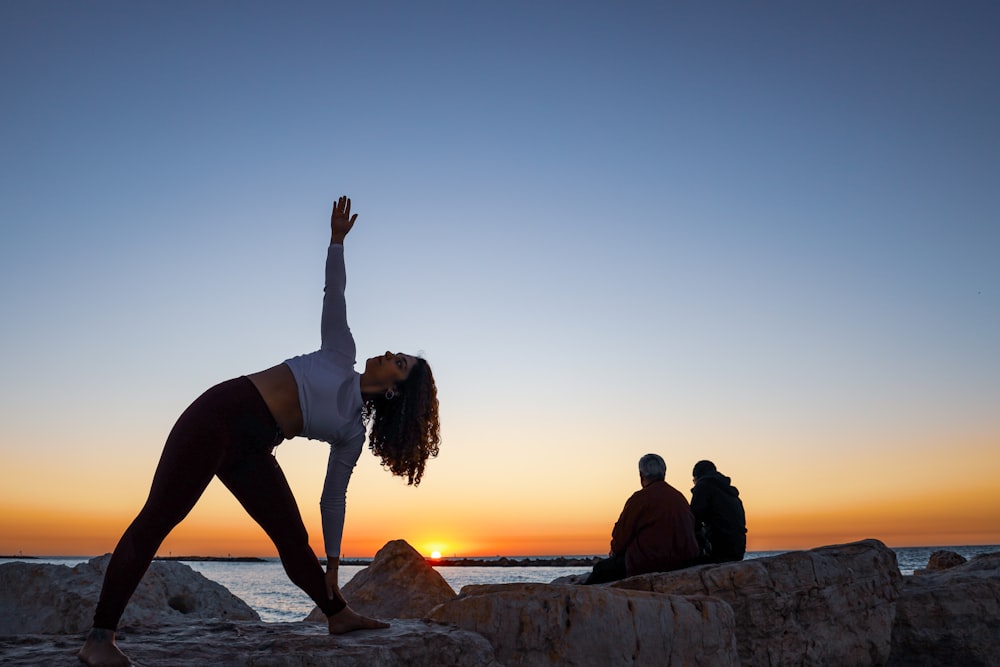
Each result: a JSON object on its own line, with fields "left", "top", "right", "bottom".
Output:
{"left": 4, "top": 544, "right": 996, "bottom": 624}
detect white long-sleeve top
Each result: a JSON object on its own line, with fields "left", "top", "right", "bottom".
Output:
{"left": 283, "top": 244, "right": 365, "bottom": 559}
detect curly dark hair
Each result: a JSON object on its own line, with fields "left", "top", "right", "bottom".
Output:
{"left": 362, "top": 358, "right": 440, "bottom": 486}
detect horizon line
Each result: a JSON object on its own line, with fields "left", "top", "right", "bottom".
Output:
{"left": 5, "top": 541, "right": 1000, "bottom": 561}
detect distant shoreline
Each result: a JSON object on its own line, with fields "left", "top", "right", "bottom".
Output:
{"left": 154, "top": 556, "right": 268, "bottom": 563}
{"left": 8, "top": 546, "right": 995, "bottom": 568}
{"left": 148, "top": 555, "right": 603, "bottom": 567}
{"left": 1, "top": 554, "right": 599, "bottom": 566}
{"left": 423, "top": 556, "right": 600, "bottom": 567}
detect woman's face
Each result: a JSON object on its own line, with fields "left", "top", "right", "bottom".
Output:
{"left": 364, "top": 351, "right": 419, "bottom": 390}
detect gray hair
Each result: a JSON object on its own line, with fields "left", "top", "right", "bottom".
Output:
{"left": 638, "top": 453, "right": 666, "bottom": 481}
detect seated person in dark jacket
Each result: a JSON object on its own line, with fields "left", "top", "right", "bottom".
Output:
{"left": 690, "top": 460, "right": 747, "bottom": 563}
{"left": 584, "top": 453, "right": 699, "bottom": 584}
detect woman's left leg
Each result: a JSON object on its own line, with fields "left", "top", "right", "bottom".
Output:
{"left": 90, "top": 380, "right": 246, "bottom": 631}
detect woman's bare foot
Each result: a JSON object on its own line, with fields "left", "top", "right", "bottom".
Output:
{"left": 327, "top": 605, "right": 390, "bottom": 634}
{"left": 77, "top": 628, "right": 132, "bottom": 666}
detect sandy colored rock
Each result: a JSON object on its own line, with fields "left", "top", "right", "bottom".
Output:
{"left": 307, "top": 539, "right": 456, "bottom": 622}
{"left": 0, "top": 555, "right": 258, "bottom": 635}
{"left": 612, "top": 538, "right": 902, "bottom": 666}
{"left": 0, "top": 619, "right": 500, "bottom": 666}
{"left": 888, "top": 552, "right": 1000, "bottom": 667}
{"left": 427, "top": 582, "right": 739, "bottom": 666}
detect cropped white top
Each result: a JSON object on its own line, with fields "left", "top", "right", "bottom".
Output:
{"left": 283, "top": 244, "right": 365, "bottom": 559}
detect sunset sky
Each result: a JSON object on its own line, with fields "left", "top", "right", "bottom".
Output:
{"left": 2, "top": 2, "right": 998, "bottom": 559}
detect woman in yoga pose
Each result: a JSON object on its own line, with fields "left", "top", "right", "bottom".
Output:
{"left": 79, "top": 195, "right": 441, "bottom": 666}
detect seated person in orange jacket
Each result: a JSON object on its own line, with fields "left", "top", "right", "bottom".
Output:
{"left": 584, "top": 453, "right": 699, "bottom": 584}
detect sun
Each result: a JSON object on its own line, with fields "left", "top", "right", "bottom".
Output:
{"left": 421, "top": 541, "right": 452, "bottom": 559}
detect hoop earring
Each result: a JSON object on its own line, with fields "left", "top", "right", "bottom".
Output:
{"left": 385, "top": 389, "right": 397, "bottom": 400}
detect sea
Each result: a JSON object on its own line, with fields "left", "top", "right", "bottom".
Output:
{"left": 3, "top": 545, "right": 996, "bottom": 624}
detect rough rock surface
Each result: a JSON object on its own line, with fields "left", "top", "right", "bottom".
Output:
{"left": 0, "top": 619, "right": 500, "bottom": 666}
{"left": 918, "top": 549, "right": 967, "bottom": 573}
{"left": 0, "top": 555, "right": 258, "bottom": 635}
{"left": 611, "top": 538, "right": 902, "bottom": 666}
{"left": 888, "top": 552, "right": 1000, "bottom": 667}
{"left": 427, "top": 582, "right": 739, "bottom": 666}
{"left": 306, "top": 539, "right": 456, "bottom": 622}
{"left": 10, "top": 540, "right": 995, "bottom": 667}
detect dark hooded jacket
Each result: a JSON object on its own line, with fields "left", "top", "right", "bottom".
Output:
{"left": 690, "top": 471, "right": 747, "bottom": 561}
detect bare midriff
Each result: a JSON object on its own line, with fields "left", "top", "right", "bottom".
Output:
{"left": 247, "top": 363, "right": 304, "bottom": 439}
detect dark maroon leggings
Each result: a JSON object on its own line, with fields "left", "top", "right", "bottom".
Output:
{"left": 92, "top": 376, "right": 344, "bottom": 630}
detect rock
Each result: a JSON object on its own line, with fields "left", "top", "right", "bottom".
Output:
{"left": 888, "top": 552, "right": 1000, "bottom": 667}
{"left": 0, "top": 555, "right": 258, "bottom": 635}
{"left": 611, "top": 538, "right": 902, "bottom": 666}
{"left": 306, "top": 539, "right": 456, "bottom": 622}
{"left": 427, "top": 582, "right": 739, "bottom": 666}
{"left": 0, "top": 619, "right": 500, "bottom": 666}
{"left": 920, "top": 549, "right": 967, "bottom": 573}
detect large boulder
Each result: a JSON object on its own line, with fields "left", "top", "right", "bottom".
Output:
{"left": 427, "top": 582, "right": 739, "bottom": 666}
{"left": 888, "top": 552, "right": 1000, "bottom": 667}
{"left": 0, "top": 618, "right": 501, "bottom": 666}
{"left": 611, "top": 538, "right": 902, "bottom": 666}
{"left": 0, "top": 555, "right": 258, "bottom": 634}
{"left": 307, "top": 539, "right": 456, "bottom": 621}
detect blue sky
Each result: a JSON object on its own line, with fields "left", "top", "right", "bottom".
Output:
{"left": 2, "top": 1, "right": 998, "bottom": 555}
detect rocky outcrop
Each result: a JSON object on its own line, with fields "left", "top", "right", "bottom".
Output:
{"left": 7, "top": 540, "right": 996, "bottom": 666}
{"left": 611, "top": 539, "right": 902, "bottom": 666}
{"left": 306, "top": 539, "right": 456, "bottom": 622}
{"left": 0, "top": 554, "right": 257, "bottom": 634}
{"left": 0, "top": 619, "right": 500, "bottom": 666}
{"left": 427, "top": 582, "right": 739, "bottom": 666}
{"left": 888, "top": 552, "right": 1000, "bottom": 667}
{"left": 915, "top": 549, "right": 967, "bottom": 573}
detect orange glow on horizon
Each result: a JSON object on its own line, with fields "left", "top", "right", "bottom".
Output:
{"left": 3, "top": 454, "right": 999, "bottom": 558}
{"left": 3, "top": 503, "right": 999, "bottom": 558}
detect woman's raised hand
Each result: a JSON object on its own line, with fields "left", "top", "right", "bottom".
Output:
{"left": 330, "top": 195, "right": 358, "bottom": 244}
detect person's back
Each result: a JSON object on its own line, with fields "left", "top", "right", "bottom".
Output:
{"left": 612, "top": 479, "right": 700, "bottom": 576}
{"left": 690, "top": 461, "right": 747, "bottom": 562}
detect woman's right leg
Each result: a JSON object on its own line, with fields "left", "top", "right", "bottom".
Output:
{"left": 216, "top": 450, "right": 345, "bottom": 617}
{"left": 90, "top": 382, "right": 237, "bottom": 631}
{"left": 218, "top": 452, "right": 389, "bottom": 634}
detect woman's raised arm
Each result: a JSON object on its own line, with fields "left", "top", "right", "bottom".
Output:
{"left": 319, "top": 197, "right": 357, "bottom": 360}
